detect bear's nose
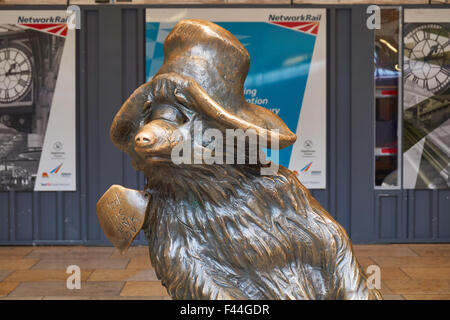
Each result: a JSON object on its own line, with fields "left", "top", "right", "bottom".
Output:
{"left": 135, "top": 132, "right": 156, "bottom": 147}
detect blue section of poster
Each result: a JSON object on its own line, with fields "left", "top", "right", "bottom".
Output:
{"left": 146, "top": 22, "right": 316, "bottom": 168}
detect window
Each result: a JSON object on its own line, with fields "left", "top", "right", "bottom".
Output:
{"left": 374, "top": 8, "right": 401, "bottom": 188}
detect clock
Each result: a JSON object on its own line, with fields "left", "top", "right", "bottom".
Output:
{"left": 404, "top": 23, "right": 450, "bottom": 94}
{"left": 0, "top": 44, "right": 33, "bottom": 104}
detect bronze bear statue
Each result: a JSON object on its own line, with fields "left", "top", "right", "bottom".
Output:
{"left": 97, "top": 19, "right": 382, "bottom": 300}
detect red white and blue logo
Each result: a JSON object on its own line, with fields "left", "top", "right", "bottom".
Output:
{"left": 300, "top": 162, "right": 313, "bottom": 173}
{"left": 50, "top": 163, "right": 63, "bottom": 174}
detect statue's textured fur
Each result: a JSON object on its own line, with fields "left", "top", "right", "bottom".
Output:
{"left": 110, "top": 19, "right": 382, "bottom": 300}
{"left": 143, "top": 163, "right": 381, "bottom": 299}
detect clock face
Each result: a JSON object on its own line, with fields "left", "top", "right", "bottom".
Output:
{"left": 404, "top": 24, "right": 450, "bottom": 94}
{"left": 0, "top": 46, "right": 33, "bottom": 104}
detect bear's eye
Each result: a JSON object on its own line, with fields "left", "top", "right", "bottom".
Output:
{"left": 147, "top": 104, "right": 185, "bottom": 124}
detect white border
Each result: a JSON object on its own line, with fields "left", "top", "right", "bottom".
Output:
{"left": 404, "top": 9, "right": 450, "bottom": 23}
{"left": 0, "top": 10, "right": 76, "bottom": 191}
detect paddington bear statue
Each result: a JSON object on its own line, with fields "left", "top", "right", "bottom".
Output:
{"left": 97, "top": 19, "right": 382, "bottom": 300}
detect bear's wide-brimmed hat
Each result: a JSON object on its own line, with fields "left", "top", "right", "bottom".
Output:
{"left": 111, "top": 19, "right": 296, "bottom": 152}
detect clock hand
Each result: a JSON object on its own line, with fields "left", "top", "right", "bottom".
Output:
{"left": 5, "top": 64, "right": 15, "bottom": 76}
{"left": 8, "top": 70, "right": 31, "bottom": 76}
{"left": 0, "top": 70, "right": 31, "bottom": 77}
{"left": 4, "top": 63, "right": 18, "bottom": 77}
{"left": 424, "top": 44, "right": 439, "bottom": 61}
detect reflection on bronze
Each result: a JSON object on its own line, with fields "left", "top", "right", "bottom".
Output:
{"left": 98, "top": 19, "right": 382, "bottom": 300}
{"left": 96, "top": 185, "right": 148, "bottom": 253}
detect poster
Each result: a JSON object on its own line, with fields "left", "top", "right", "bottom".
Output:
{"left": 403, "top": 9, "right": 450, "bottom": 189}
{"left": 146, "top": 8, "right": 326, "bottom": 188}
{"left": 0, "top": 11, "right": 76, "bottom": 191}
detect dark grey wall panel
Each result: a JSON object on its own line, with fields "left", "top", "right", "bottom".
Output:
{"left": 403, "top": 189, "right": 450, "bottom": 242}
{"left": 38, "top": 192, "right": 57, "bottom": 240}
{"left": 411, "top": 190, "right": 433, "bottom": 239}
{"left": 7, "top": 192, "right": 15, "bottom": 241}
{"left": 375, "top": 190, "right": 405, "bottom": 241}
{"left": 0, "top": 5, "right": 448, "bottom": 245}
{"left": 334, "top": 8, "right": 352, "bottom": 232}
{"left": 0, "top": 193, "right": 9, "bottom": 241}
{"left": 84, "top": 9, "right": 102, "bottom": 242}
{"left": 438, "top": 191, "right": 450, "bottom": 238}
{"left": 376, "top": 194, "right": 399, "bottom": 239}
{"left": 15, "top": 192, "right": 33, "bottom": 241}
{"left": 63, "top": 192, "right": 81, "bottom": 240}
{"left": 349, "top": 7, "right": 375, "bottom": 242}
{"left": 77, "top": 9, "right": 94, "bottom": 244}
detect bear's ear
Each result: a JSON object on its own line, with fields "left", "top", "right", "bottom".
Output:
{"left": 110, "top": 82, "right": 153, "bottom": 152}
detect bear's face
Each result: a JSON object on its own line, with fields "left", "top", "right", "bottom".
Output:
{"left": 133, "top": 98, "right": 194, "bottom": 169}
{"left": 129, "top": 73, "right": 235, "bottom": 173}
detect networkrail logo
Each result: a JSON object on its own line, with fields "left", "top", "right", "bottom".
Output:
{"left": 18, "top": 16, "right": 69, "bottom": 37}
{"left": 300, "top": 162, "right": 313, "bottom": 173}
{"left": 268, "top": 14, "right": 321, "bottom": 35}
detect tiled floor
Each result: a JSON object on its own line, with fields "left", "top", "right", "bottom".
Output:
{"left": 0, "top": 244, "right": 449, "bottom": 300}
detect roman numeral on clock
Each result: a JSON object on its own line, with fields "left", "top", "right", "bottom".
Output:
{"left": 426, "top": 79, "right": 436, "bottom": 91}
{"left": 441, "top": 68, "right": 450, "bottom": 77}
{"left": 411, "top": 32, "right": 421, "bottom": 43}
{"left": 443, "top": 39, "right": 450, "bottom": 49}
{"left": 404, "top": 69, "right": 412, "bottom": 80}
{"left": 18, "top": 79, "right": 28, "bottom": 87}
